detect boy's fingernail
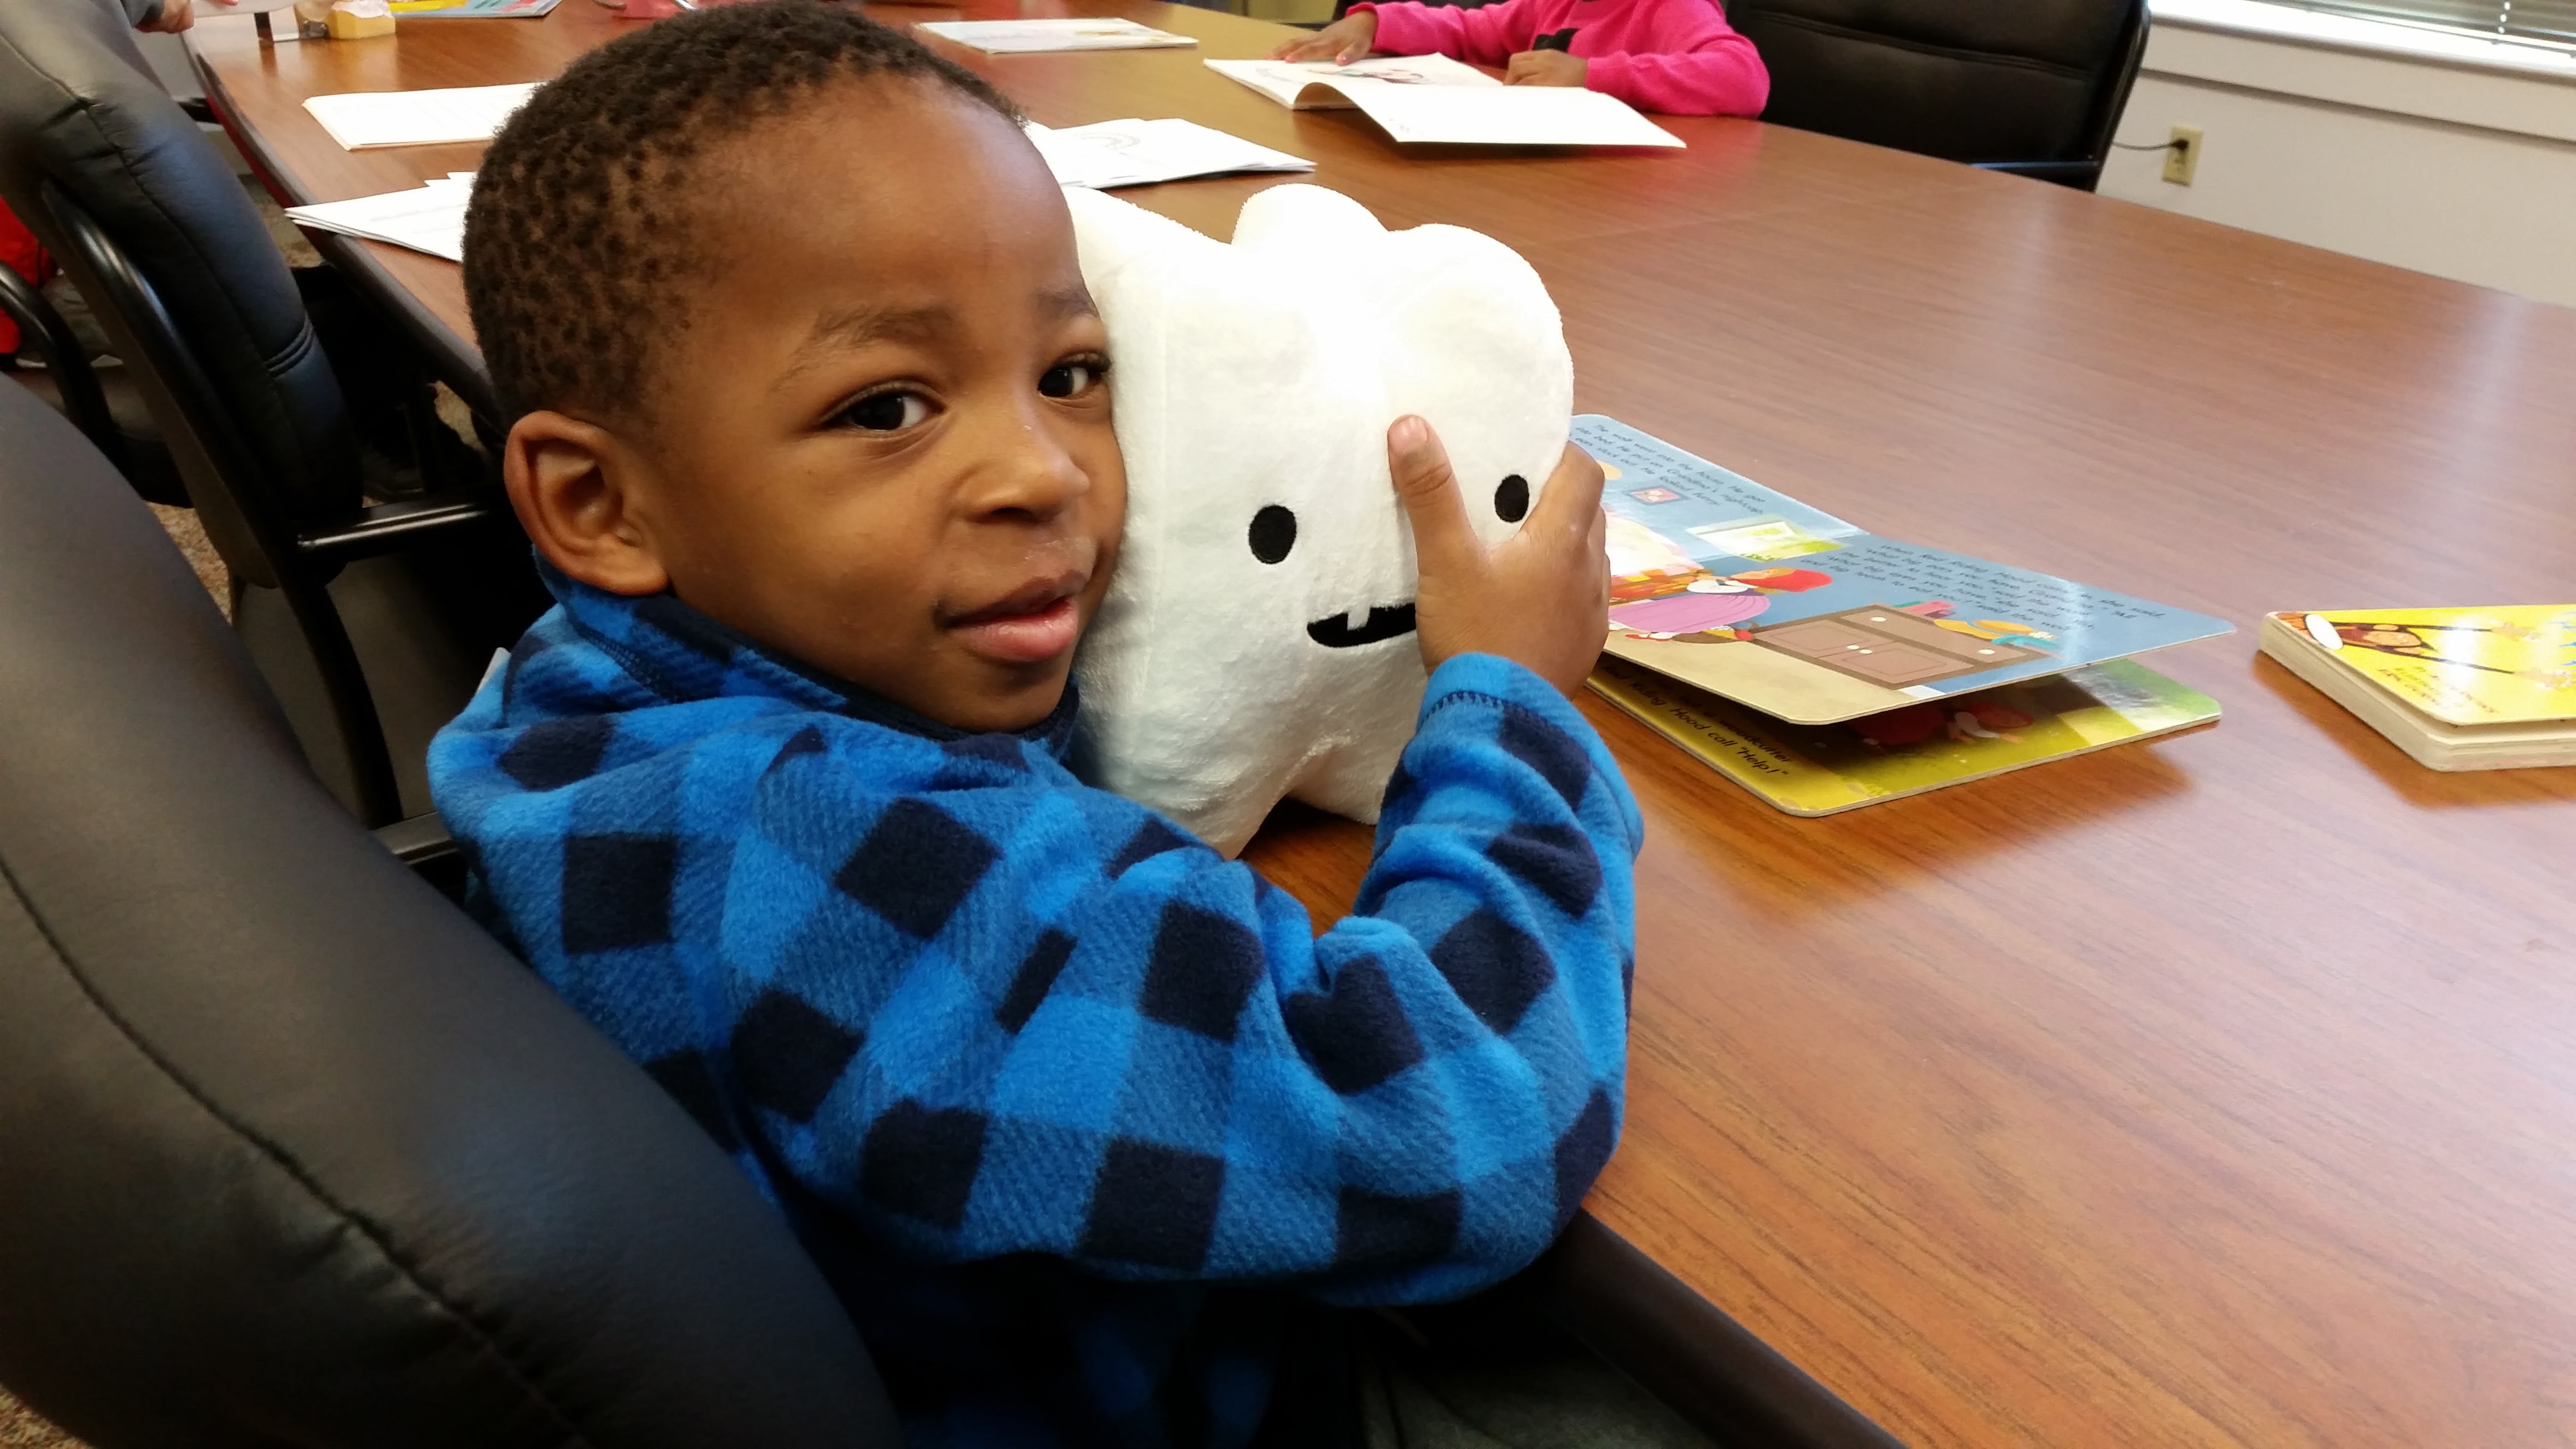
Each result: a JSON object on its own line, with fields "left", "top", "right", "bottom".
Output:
{"left": 1390, "top": 415, "right": 1428, "bottom": 454}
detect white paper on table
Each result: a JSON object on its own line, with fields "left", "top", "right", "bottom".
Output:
{"left": 1204, "top": 54, "right": 1496, "bottom": 106}
{"left": 1025, "top": 118, "right": 1312, "bottom": 189}
{"left": 283, "top": 184, "right": 469, "bottom": 261}
{"left": 916, "top": 18, "right": 1195, "bottom": 53}
{"left": 301, "top": 82, "right": 539, "bottom": 149}
{"left": 1204, "top": 57, "right": 1680, "bottom": 147}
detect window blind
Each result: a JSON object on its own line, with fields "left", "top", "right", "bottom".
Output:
{"left": 2277, "top": 0, "right": 2576, "bottom": 47}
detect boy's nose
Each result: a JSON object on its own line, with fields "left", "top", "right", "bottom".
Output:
{"left": 964, "top": 406, "right": 1090, "bottom": 522}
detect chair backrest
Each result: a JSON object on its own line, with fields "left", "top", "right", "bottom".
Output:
{"left": 0, "top": 379, "right": 901, "bottom": 1448}
{"left": 0, "top": 0, "right": 360, "bottom": 583}
{"left": 1726, "top": 0, "right": 2146, "bottom": 172}
{"left": 0, "top": 257, "right": 124, "bottom": 467}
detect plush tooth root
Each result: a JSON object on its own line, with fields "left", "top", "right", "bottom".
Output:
{"left": 1063, "top": 183, "right": 1573, "bottom": 857}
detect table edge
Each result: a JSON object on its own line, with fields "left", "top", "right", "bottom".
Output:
{"left": 193, "top": 44, "right": 501, "bottom": 421}
{"left": 1534, "top": 1212, "right": 1908, "bottom": 1449}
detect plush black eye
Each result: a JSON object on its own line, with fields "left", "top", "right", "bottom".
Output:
{"left": 1495, "top": 474, "right": 1530, "bottom": 523}
{"left": 1248, "top": 504, "right": 1297, "bottom": 564}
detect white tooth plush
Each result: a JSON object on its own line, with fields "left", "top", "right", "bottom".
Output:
{"left": 1065, "top": 184, "right": 1572, "bottom": 857}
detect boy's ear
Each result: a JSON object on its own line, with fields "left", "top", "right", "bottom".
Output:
{"left": 502, "top": 410, "right": 671, "bottom": 597}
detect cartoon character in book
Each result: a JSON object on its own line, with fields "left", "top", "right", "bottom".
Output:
{"left": 1897, "top": 603, "right": 2056, "bottom": 648}
{"left": 1946, "top": 700, "right": 2031, "bottom": 743}
{"left": 2323, "top": 618, "right": 2569, "bottom": 684}
{"left": 1846, "top": 702, "right": 1945, "bottom": 750}
{"left": 1733, "top": 566, "right": 1833, "bottom": 593}
{"left": 1610, "top": 565, "right": 1834, "bottom": 642}
{"left": 1607, "top": 514, "right": 1701, "bottom": 603}
{"left": 2333, "top": 621, "right": 2457, "bottom": 655}
{"left": 1927, "top": 616, "right": 2059, "bottom": 653}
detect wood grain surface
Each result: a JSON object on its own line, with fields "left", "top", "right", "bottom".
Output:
{"left": 191, "top": 7, "right": 2576, "bottom": 1446}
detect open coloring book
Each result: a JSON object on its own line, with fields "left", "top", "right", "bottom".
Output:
{"left": 1204, "top": 57, "right": 1680, "bottom": 147}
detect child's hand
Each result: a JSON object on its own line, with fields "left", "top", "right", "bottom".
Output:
{"left": 1504, "top": 48, "right": 1588, "bottom": 86}
{"left": 1270, "top": 12, "right": 1379, "bottom": 64}
{"left": 1390, "top": 416, "right": 1609, "bottom": 697}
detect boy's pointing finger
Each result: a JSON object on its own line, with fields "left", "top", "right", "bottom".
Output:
{"left": 1535, "top": 442, "right": 1607, "bottom": 533}
{"left": 1388, "top": 415, "right": 1479, "bottom": 575}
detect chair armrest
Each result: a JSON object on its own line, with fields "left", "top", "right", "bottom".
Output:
{"left": 294, "top": 491, "right": 499, "bottom": 563}
{"left": 372, "top": 811, "right": 466, "bottom": 902}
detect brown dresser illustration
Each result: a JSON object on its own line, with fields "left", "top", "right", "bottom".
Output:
{"left": 1751, "top": 607, "right": 2046, "bottom": 688}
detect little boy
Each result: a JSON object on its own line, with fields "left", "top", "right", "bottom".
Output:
{"left": 434, "top": 4, "right": 1642, "bottom": 1445}
{"left": 1272, "top": 0, "right": 1767, "bottom": 117}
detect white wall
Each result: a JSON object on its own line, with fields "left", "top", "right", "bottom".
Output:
{"left": 2096, "top": 0, "right": 2576, "bottom": 309}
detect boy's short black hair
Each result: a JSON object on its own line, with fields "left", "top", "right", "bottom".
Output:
{"left": 464, "top": 0, "right": 1019, "bottom": 425}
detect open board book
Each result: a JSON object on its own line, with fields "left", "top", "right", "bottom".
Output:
{"left": 2256, "top": 607, "right": 2576, "bottom": 771}
{"left": 1204, "top": 57, "right": 1681, "bottom": 147}
{"left": 1578, "top": 415, "right": 2233, "bottom": 726}
{"left": 1592, "top": 655, "right": 2221, "bottom": 816}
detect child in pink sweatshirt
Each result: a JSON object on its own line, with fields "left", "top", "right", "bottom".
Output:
{"left": 1270, "top": 0, "right": 1767, "bottom": 117}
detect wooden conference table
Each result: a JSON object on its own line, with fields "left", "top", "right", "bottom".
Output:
{"left": 193, "top": 6, "right": 2576, "bottom": 1447}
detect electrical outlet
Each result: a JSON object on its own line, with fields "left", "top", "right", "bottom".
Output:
{"left": 2164, "top": 125, "right": 2203, "bottom": 185}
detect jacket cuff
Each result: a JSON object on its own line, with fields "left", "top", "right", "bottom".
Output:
{"left": 1420, "top": 653, "right": 1584, "bottom": 737}
{"left": 1351, "top": 2, "right": 1433, "bottom": 56}
{"left": 1579, "top": 51, "right": 1635, "bottom": 105}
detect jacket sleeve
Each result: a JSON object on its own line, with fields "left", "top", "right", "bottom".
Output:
{"left": 1353, "top": 0, "right": 1539, "bottom": 68}
{"left": 1581, "top": 16, "right": 1770, "bottom": 116}
{"left": 714, "top": 653, "right": 1641, "bottom": 1305}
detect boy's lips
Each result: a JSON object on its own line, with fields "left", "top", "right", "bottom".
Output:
{"left": 947, "top": 576, "right": 1085, "bottom": 665}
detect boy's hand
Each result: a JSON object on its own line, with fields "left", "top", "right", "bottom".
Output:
{"left": 1504, "top": 48, "right": 1588, "bottom": 86}
{"left": 1270, "top": 12, "right": 1378, "bottom": 64}
{"left": 1391, "top": 416, "right": 1609, "bottom": 697}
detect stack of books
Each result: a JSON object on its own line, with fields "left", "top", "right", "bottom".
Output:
{"left": 2258, "top": 607, "right": 2576, "bottom": 770}
{"left": 1573, "top": 417, "right": 2233, "bottom": 816}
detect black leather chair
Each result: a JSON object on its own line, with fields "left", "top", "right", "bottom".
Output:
{"left": 0, "top": 0, "right": 544, "bottom": 828}
{"left": 0, "top": 356, "right": 901, "bottom": 1449}
{"left": 1723, "top": 0, "right": 2148, "bottom": 188}
{"left": 1, "top": 258, "right": 188, "bottom": 507}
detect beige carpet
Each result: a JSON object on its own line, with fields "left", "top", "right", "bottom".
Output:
{"left": 0, "top": 1388, "right": 79, "bottom": 1447}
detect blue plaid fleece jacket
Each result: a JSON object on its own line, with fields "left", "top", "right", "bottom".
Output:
{"left": 428, "top": 571, "right": 1643, "bottom": 1449}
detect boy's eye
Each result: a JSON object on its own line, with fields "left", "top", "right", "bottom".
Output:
{"left": 840, "top": 391, "right": 928, "bottom": 432}
{"left": 1039, "top": 360, "right": 1104, "bottom": 399}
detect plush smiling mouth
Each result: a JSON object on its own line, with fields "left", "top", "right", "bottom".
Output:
{"left": 1306, "top": 602, "right": 1418, "bottom": 649}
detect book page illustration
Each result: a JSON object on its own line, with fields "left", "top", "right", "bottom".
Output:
{"left": 1578, "top": 416, "right": 2233, "bottom": 724}
{"left": 2273, "top": 608, "right": 2576, "bottom": 726}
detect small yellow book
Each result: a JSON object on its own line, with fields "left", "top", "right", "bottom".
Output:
{"left": 1590, "top": 655, "right": 2220, "bottom": 817}
{"left": 2256, "top": 607, "right": 2576, "bottom": 771}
